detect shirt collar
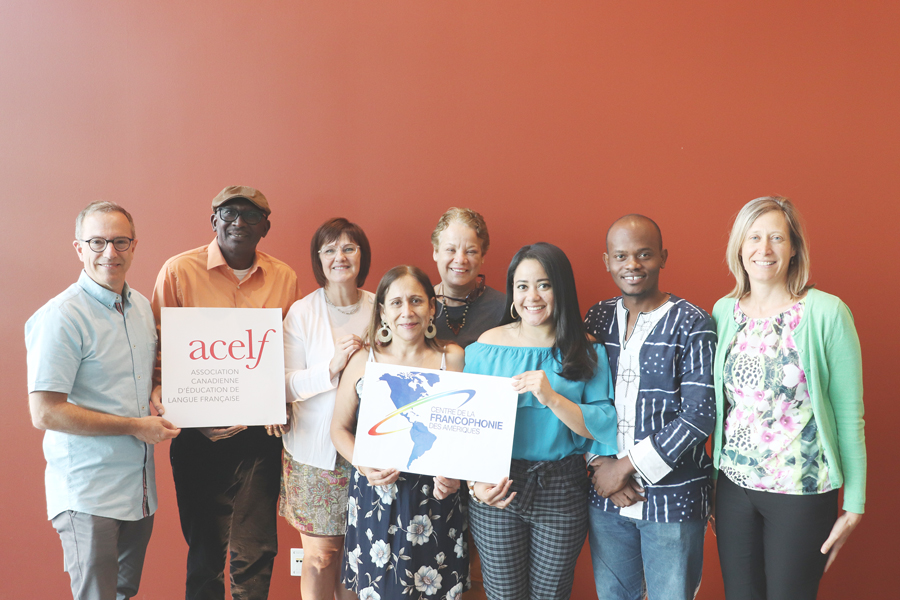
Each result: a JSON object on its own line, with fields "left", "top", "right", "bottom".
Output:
{"left": 77, "top": 270, "right": 131, "bottom": 311}
{"left": 207, "top": 237, "right": 264, "bottom": 277}
{"left": 614, "top": 295, "right": 673, "bottom": 346}
{"left": 615, "top": 295, "right": 673, "bottom": 318}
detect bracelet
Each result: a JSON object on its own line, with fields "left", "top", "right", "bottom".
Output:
{"left": 467, "top": 481, "right": 485, "bottom": 505}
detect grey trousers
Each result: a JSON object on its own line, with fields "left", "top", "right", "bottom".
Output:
{"left": 51, "top": 511, "right": 154, "bottom": 600}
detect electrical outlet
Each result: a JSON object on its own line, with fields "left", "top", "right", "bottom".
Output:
{"left": 290, "top": 548, "right": 304, "bottom": 576}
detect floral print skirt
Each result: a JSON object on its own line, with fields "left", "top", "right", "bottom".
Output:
{"left": 342, "top": 468, "right": 470, "bottom": 600}
{"left": 279, "top": 450, "right": 351, "bottom": 536}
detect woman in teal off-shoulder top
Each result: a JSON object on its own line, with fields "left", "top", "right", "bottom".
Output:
{"left": 464, "top": 242, "right": 617, "bottom": 600}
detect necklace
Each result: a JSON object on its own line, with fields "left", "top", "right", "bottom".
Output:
{"left": 740, "top": 291, "right": 799, "bottom": 319}
{"left": 445, "top": 302, "right": 470, "bottom": 335}
{"left": 436, "top": 276, "right": 485, "bottom": 335}
{"left": 324, "top": 289, "right": 363, "bottom": 315}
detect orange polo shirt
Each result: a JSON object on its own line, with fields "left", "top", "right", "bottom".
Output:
{"left": 151, "top": 238, "right": 301, "bottom": 386}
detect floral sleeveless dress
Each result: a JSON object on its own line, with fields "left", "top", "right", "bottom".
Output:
{"left": 342, "top": 351, "right": 470, "bottom": 600}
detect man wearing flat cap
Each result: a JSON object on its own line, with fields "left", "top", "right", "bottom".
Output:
{"left": 152, "top": 186, "right": 301, "bottom": 600}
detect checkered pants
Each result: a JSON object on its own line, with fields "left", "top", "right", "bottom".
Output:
{"left": 468, "top": 454, "right": 590, "bottom": 600}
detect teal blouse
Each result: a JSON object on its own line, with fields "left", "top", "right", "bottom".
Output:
{"left": 465, "top": 342, "right": 617, "bottom": 461}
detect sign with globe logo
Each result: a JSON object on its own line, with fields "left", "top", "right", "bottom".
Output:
{"left": 353, "top": 362, "right": 518, "bottom": 484}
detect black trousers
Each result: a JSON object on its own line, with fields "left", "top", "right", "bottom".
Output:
{"left": 716, "top": 474, "right": 838, "bottom": 600}
{"left": 171, "top": 427, "right": 282, "bottom": 600}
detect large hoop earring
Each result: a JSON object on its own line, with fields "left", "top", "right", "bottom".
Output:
{"left": 510, "top": 304, "right": 518, "bottom": 320}
{"left": 424, "top": 318, "right": 437, "bottom": 339}
{"left": 376, "top": 320, "right": 393, "bottom": 344}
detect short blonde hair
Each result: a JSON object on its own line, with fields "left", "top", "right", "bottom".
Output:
{"left": 430, "top": 207, "right": 490, "bottom": 254}
{"left": 725, "top": 196, "right": 810, "bottom": 299}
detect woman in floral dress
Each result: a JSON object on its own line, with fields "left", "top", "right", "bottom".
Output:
{"left": 331, "top": 266, "right": 470, "bottom": 600}
{"left": 712, "top": 196, "right": 866, "bottom": 599}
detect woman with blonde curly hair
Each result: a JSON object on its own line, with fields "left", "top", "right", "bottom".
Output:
{"left": 431, "top": 208, "right": 506, "bottom": 348}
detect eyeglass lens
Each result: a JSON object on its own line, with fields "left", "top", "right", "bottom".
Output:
{"left": 218, "top": 207, "right": 265, "bottom": 225}
{"left": 321, "top": 245, "right": 359, "bottom": 257}
{"left": 85, "top": 238, "right": 133, "bottom": 252}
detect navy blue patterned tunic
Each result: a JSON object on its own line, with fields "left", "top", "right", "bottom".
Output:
{"left": 584, "top": 295, "right": 717, "bottom": 522}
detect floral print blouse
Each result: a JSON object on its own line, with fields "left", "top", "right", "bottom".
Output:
{"left": 720, "top": 300, "right": 832, "bottom": 494}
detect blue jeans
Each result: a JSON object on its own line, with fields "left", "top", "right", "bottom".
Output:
{"left": 588, "top": 503, "right": 706, "bottom": 600}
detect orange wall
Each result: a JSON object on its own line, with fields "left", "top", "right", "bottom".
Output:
{"left": 2, "top": 2, "right": 897, "bottom": 598}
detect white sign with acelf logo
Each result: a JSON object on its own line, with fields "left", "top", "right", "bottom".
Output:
{"left": 161, "top": 307, "right": 286, "bottom": 428}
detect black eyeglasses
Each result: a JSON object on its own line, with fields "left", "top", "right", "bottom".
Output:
{"left": 217, "top": 206, "right": 266, "bottom": 226}
{"left": 79, "top": 237, "right": 134, "bottom": 252}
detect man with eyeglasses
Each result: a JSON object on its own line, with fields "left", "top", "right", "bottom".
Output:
{"left": 25, "top": 201, "right": 181, "bottom": 599}
{"left": 151, "top": 185, "right": 300, "bottom": 600}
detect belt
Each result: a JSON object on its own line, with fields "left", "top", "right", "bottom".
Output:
{"left": 510, "top": 454, "right": 585, "bottom": 513}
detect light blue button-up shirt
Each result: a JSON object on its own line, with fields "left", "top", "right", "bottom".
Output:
{"left": 25, "top": 270, "right": 158, "bottom": 521}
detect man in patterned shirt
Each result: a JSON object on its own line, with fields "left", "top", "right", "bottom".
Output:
{"left": 584, "top": 214, "right": 717, "bottom": 600}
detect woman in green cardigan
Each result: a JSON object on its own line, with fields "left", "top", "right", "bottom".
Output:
{"left": 711, "top": 196, "right": 865, "bottom": 600}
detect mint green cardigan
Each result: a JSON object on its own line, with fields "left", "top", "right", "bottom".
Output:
{"left": 712, "top": 288, "right": 866, "bottom": 514}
